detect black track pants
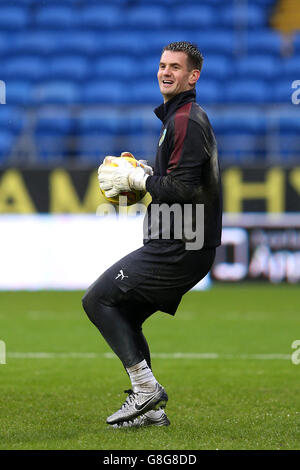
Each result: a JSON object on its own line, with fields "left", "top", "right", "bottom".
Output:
{"left": 82, "top": 244, "right": 215, "bottom": 369}
{"left": 82, "top": 289, "right": 155, "bottom": 368}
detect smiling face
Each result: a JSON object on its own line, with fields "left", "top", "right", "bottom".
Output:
{"left": 157, "top": 50, "right": 200, "bottom": 103}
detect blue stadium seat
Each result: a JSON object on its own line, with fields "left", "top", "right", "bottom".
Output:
{"left": 79, "top": 109, "right": 160, "bottom": 138}
{"left": 125, "top": 111, "right": 162, "bottom": 161}
{"left": 93, "top": 56, "right": 137, "bottom": 80}
{"left": 200, "top": 55, "right": 232, "bottom": 80}
{"left": 0, "top": 106, "right": 24, "bottom": 134}
{"left": 83, "top": 80, "right": 126, "bottom": 104}
{"left": 33, "top": 81, "right": 80, "bottom": 105}
{"left": 235, "top": 55, "right": 280, "bottom": 80}
{"left": 125, "top": 6, "right": 169, "bottom": 29}
{"left": 143, "top": 115, "right": 162, "bottom": 135}
{"left": 4, "top": 56, "right": 47, "bottom": 81}
{"left": 34, "top": 108, "right": 73, "bottom": 161}
{"left": 13, "top": 31, "right": 59, "bottom": 55}
{"left": 79, "top": 111, "right": 116, "bottom": 135}
{"left": 101, "top": 32, "right": 147, "bottom": 56}
{"left": 138, "top": 0, "right": 181, "bottom": 4}
{"left": 220, "top": 4, "right": 265, "bottom": 28}
{"left": 213, "top": 111, "right": 267, "bottom": 135}
{"left": 213, "top": 111, "right": 268, "bottom": 161}
{"left": 96, "top": 0, "right": 135, "bottom": 3}
{"left": 49, "top": 55, "right": 90, "bottom": 81}
{"left": 218, "top": 135, "right": 267, "bottom": 161}
{"left": 193, "top": 31, "right": 236, "bottom": 56}
{"left": 246, "top": 29, "right": 282, "bottom": 55}
{"left": 139, "top": 56, "right": 161, "bottom": 79}
{"left": 132, "top": 31, "right": 193, "bottom": 57}
{"left": 14, "top": 30, "right": 100, "bottom": 56}
{"left": 207, "top": 114, "right": 224, "bottom": 135}
{"left": 279, "top": 115, "right": 300, "bottom": 134}
{"left": 77, "top": 109, "right": 132, "bottom": 160}
{"left": 35, "top": 135, "right": 71, "bottom": 162}
{"left": 35, "top": 109, "right": 73, "bottom": 135}
{"left": 0, "top": 130, "right": 14, "bottom": 162}
{"left": 125, "top": 135, "right": 158, "bottom": 162}
{"left": 249, "top": 0, "right": 275, "bottom": 4}
{"left": 273, "top": 79, "right": 296, "bottom": 103}
{"left": 172, "top": 5, "right": 216, "bottom": 29}
{"left": 0, "top": 32, "right": 12, "bottom": 56}
{"left": 130, "top": 81, "right": 162, "bottom": 104}
{"left": 55, "top": 31, "right": 99, "bottom": 55}
{"left": 14, "top": 0, "right": 80, "bottom": 3}
{"left": 283, "top": 56, "right": 300, "bottom": 80}
{"left": 225, "top": 79, "right": 270, "bottom": 103}
{"left": 78, "top": 109, "right": 133, "bottom": 136}
{"left": 77, "top": 134, "right": 119, "bottom": 162}
{"left": 197, "top": 79, "right": 222, "bottom": 104}
{"left": 278, "top": 115, "right": 300, "bottom": 159}
{"left": 294, "top": 33, "right": 300, "bottom": 53}
{"left": 81, "top": 5, "right": 122, "bottom": 28}
{"left": 183, "top": 0, "right": 229, "bottom": 3}
{"left": 35, "top": 6, "right": 78, "bottom": 28}
{"left": 5, "top": 80, "right": 33, "bottom": 105}
{"left": 0, "top": 6, "right": 29, "bottom": 29}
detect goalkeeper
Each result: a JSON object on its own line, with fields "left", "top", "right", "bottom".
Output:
{"left": 82, "top": 42, "right": 222, "bottom": 428}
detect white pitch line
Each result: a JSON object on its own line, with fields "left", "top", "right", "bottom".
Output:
{"left": 6, "top": 352, "right": 291, "bottom": 360}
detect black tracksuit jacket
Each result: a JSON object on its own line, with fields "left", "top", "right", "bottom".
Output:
{"left": 144, "top": 89, "right": 222, "bottom": 249}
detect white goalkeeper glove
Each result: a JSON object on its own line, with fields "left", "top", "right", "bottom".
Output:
{"left": 98, "top": 155, "right": 153, "bottom": 198}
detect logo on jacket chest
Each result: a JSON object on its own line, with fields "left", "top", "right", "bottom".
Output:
{"left": 159, "top": 128, "right": 167, "bottom": 147}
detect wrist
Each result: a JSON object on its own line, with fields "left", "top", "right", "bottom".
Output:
{"left": 128, "top": 169, "right": 149, "bottom": 191}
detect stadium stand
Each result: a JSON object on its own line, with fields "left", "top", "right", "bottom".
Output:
{"left": 246, "top": 29, "right": 282, "bottom": 55}
{"left": 279, "top": 114, "right": 300, "bottom": 158}
{"left": 125, "top": 5, "right": 170, "bottom": 29}
{"left": 48, "top": 55, "right": 90, "bottom": 81}
{"left": 93, "top": 56, "right": 137, "bottom": 80}
{"left": 172, "top": 5, "right": 217, "bottom": 29}
{"left": 234, "top": 55, "right": 280, "bottom": 80}
{"left": 33, "top": 81, "right": 80, "bottom": 105}
{"left": 3, "top": 56, "right": 47, "bottom": 82}
{"left": 0, "top": 0, "right": 299, "bottom": 164}
{"left": 5, "top": 81, "right": 33, "bottom": 106}
{"left": 83, "top": 80, "right": 126, "bottom": 104}
{"left": 35, "top": 5, "right": 79, "bottom": 29}
{"left": 81, "top": 5, "right": 123, "bottom": 29}
{"left": 220, "top": 3, "right": 266, "bottom": 29}
{"left": 34, "top": 108, "right": 74, "bottom": 162}
{"left": 0, "top": 5, "right": 29, "bottom": 30}
{"left": 0, "top": 130, "right": 14, "bottom": 164}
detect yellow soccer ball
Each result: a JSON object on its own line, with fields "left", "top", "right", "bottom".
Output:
{"left": 99, "top": 152, "right": 147, "bottom": 206}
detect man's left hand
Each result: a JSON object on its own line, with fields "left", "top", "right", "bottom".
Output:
{"left": 98, "top": 157, "right": 151, "bottom": 198}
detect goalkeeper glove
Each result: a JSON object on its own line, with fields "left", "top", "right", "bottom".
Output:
{"left": 98, "top": 155, "right": 153, "bottom": 198}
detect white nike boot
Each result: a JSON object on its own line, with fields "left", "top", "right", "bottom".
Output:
{"left": 110, "top": 408, "right": 170, "bottom": 428}
{"left": 106, "top": 384, "right": 168, "bottom": 425}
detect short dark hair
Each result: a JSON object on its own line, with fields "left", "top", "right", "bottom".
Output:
{"left": 162, "top": 41, "right": 204, "bottom": 73}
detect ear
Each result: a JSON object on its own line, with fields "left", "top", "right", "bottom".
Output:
{"left": 189, "top": 69, "right": 201, "bottom": 86}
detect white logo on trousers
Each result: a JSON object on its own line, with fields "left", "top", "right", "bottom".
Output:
{"left": 115, "top": 269, "right": 128, "bottom": 280}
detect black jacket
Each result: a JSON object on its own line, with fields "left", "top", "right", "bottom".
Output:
{"left": 144, "top": 89, "right": 222, "bottom": 249}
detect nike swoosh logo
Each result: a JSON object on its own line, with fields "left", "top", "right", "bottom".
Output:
{"left": 135, "top": 396, "right": 155, "bottom": 411}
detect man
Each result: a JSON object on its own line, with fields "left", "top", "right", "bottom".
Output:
{"left": 82, "top": 42, "right": 222, "bottom": 428}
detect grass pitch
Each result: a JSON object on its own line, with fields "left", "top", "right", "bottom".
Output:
{"left": 0, "top": 284, "right": 300, "bottom": 450}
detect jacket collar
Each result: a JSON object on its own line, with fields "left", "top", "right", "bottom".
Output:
{"left": 154, "top": 89, "right": 196, "bottom": 124}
